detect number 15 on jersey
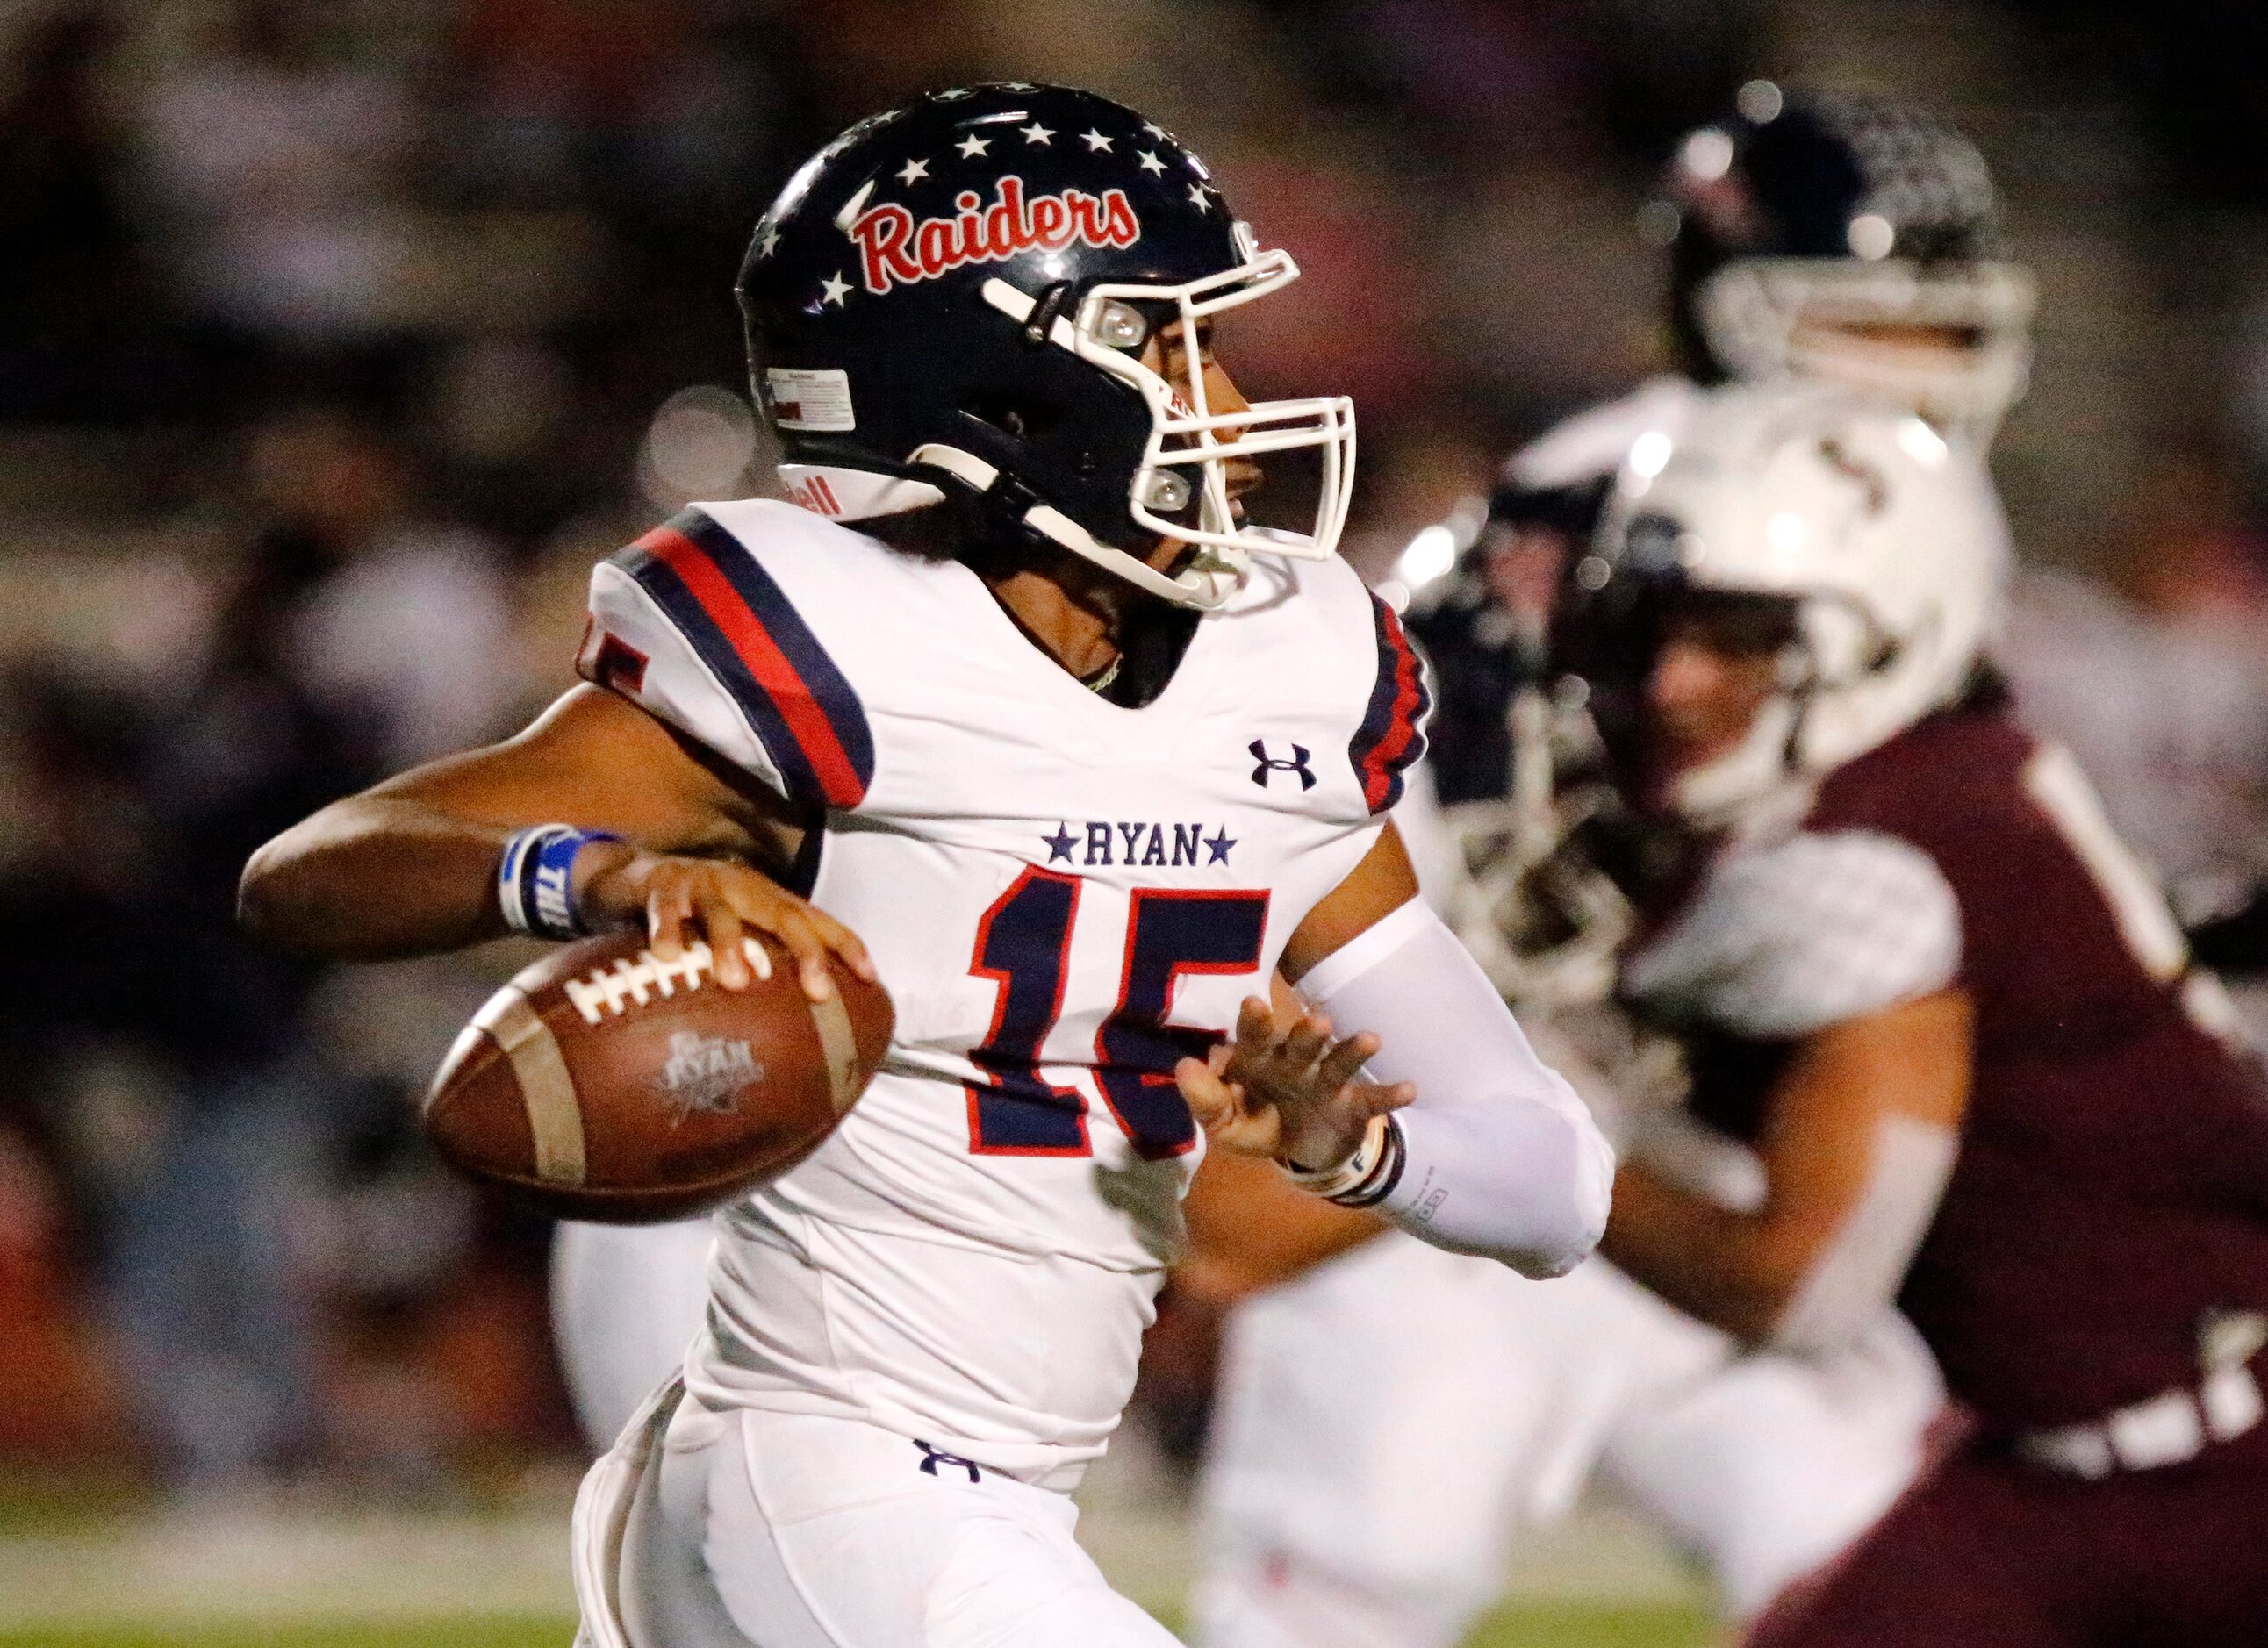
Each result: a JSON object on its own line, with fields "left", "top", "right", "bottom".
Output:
{"left": 962, "top": 868, "right": 1270, "bottom": 1161}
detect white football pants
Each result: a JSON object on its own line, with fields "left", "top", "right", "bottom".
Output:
{"left": 573, "top": 1381, "right": 1178, "bottom": 1648}
{"left": 552, "top": 1218, "right": 719, "bottom": 1449}
{"left": 1194, "top": 1234, "right": 1940, "bottom": 1648}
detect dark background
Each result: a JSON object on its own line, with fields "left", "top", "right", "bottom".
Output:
{"left": 0, "top": 0, "right": 2264, "bottom": 1566}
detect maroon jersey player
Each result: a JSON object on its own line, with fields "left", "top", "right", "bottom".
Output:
{"left": 1568, "top": 384, "right": 2268, "bottom": 1644}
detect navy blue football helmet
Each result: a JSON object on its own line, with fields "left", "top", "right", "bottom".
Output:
{"left": 737, "top": 83, "right": 1354, "bottom": 609}
{"left": 1655, "top": 82, "right": 2035, "bottom": 441}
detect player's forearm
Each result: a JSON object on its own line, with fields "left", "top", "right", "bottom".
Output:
{"left": 1382, "top": 1100, "right": 1607, "bottom": 1275}
{"left": 1600, "top": 1163, "right": 1803, "bottom": 1342}
{"left": 1300, "top": 900, "right": 1614, "bottom": 1278}
{"left": 1181, "top": 1148, "right": 1389, "bottom": 1297}
{"left": 1608, "top": 997, "right": 1970, "bottom": 1346}
{"left": 241, "top": 686, "right": 786, "bottom": 962}
{"left": 240, "top": 795, "right": 516, "bottom": 959}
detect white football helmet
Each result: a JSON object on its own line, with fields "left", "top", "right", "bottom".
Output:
{"left": 1573, "top": 381, "right": 2009, "bottom": 823}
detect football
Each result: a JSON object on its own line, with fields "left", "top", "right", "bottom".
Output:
{"left": 425, "top": 930, "right": 893, "bottom": 1222}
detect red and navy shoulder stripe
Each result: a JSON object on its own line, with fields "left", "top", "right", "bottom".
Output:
{"left": 1349, "top": 592, "right": 1430, "bottom": 814}
{"left": 601, "top": 508, "right": 875, "bottom": 812}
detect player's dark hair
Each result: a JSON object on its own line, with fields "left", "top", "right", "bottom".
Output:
{"left": 854, "top": 494, "right": 1061, "bottom": 591}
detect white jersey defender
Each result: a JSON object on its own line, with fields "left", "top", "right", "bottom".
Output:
{"left": 566, "top": 498, "right": 1430, "bottom": 1647}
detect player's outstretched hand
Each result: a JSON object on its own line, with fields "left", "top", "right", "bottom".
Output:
{"left": 1179, "top": 993, "right": 1414, "bottom": 1172}
{"left": 577, "top": 844, "right": 876, "bottom": 1002}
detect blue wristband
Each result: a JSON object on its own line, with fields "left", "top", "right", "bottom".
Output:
{"left": 499, "top": 825, "right": 622, "bottom": 940}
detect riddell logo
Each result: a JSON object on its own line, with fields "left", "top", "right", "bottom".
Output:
{"left": 850, "top": 176, "right": 1140, "bottom": 296}
{"left": 786, "top": 473, "right": 845, "bottom": 515}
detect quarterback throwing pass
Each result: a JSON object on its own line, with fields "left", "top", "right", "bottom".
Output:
{"left": 240, "top": 83, "right": 1610, "bottom": 1647}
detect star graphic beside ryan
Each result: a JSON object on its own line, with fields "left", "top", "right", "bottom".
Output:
{"left": 1042, "top": 820, "right": 1236, "bottom": 867}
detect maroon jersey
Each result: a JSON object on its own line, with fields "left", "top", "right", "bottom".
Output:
{"left": 1640, "top": 705, "right": 2268, "bottom": 1433}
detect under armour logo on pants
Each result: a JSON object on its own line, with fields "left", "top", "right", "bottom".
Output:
{"left": 915, "top": 1440, "right": 982, "bottom": 1482}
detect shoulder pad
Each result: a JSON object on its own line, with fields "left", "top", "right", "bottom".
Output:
{"left": 1624, "top": 828, "right": 1960, "bottom": 1038}
{"left": 579, "top": 505, "right": 876, "bottom": 812}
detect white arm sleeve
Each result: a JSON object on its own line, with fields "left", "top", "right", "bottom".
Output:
{"left": 1297, "top": 899, "right": 1615, "bottom": 1278}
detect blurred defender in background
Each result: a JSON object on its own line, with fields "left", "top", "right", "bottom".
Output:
{"left": 1192, "top": 90, "right": 2041, "bottom": 1646}
{"left": 1590, "top": 399, "right": 2268, "bottom": 1645}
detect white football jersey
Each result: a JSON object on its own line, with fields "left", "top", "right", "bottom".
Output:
{"left": 578, "top": 499, "right": 1429, "bottom": 1483}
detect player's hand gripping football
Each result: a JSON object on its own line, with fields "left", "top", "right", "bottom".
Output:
{"left": 574, "top": 843, "right": 876, "bottom": 1003}
{"left": 1178, "top": 990, "right": 1414, "bottom": 1173}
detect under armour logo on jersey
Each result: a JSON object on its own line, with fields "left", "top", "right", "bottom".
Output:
{"left": 1250, "top": 740, "right": 1316, "bottom": 792}
{"left": 915, "top": 1439, "right": 982, "bottom": 1483}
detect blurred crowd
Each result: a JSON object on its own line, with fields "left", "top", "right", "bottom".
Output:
{"left": 2, "top": 0, "right": 2268, "bottom": 1510}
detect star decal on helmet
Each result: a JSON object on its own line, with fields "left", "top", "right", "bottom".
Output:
{"left": 1001, "top": 82, "right": 1036, "bottom": 91}
{"left": 758, "top": 225, "right": 780, "bottom": 258}
{"left": 736, "top": 81, "right": 1358, "bottom": 611}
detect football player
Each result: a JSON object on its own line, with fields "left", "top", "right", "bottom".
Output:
{"left": 1191, "top": 89, "right": 2039, "bottom": 1648}
{"left": 239, "top": 84, "right": 1611, "bottom": 1647}
{"left": 1422, "top": 80, "right": 2034, "bottom": 814}
{"left": 1590, "top": 388, "right": 2268, "bottom": 1644}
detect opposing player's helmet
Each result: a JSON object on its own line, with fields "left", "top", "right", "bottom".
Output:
{"left": 1656, "top": 82, "right": 2035, "bottom": 441}
{"left": 1561, "top": 381, "right": 2008, "bottom": 821}
{"left": 738, "top": 83, "right": 1355, "bottom": 610}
